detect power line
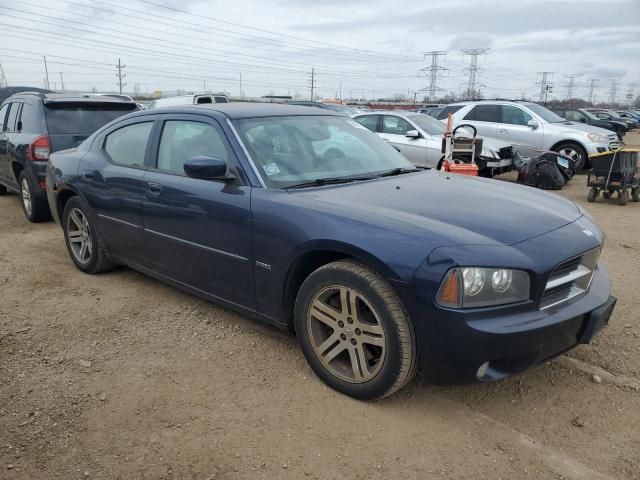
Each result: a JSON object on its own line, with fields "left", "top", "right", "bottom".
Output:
{"left": 420, "top": 51, "right": 447, "bottom": 101}
{"left": 461, "top": 48, "right": 489, "bottom": 100}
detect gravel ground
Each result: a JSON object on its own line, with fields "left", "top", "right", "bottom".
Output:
{"left": 1, "top": 133, "right": 639, "bottom": 480}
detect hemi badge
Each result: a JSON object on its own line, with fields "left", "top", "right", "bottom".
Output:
{"left": 256, "top": 261, "right": 271, "bottom": 271}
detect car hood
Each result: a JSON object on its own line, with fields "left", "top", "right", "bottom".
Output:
{"left": 550, "top": 121, "right": 614, "bottom": 137}
{"left": 296, "top": 171, "right": 582, "bottom": 247}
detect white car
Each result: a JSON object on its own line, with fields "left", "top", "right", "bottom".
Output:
{"left": 352, "top": 111, "right": 516, "bottom": 175}
{"left": 440, "top": 101, "right": 619, "bottom": 169}
{"left": 148, "top": 93, "right": 229, "bottom": 109}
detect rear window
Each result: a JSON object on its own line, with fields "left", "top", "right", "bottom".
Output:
{"left": 463, "top": 105, "right": 499, "bottom": 122}
{"left": 44, "top": 102, "right": 137, "bottom": 135}
{"left": 436, "top": 105, "right": 463, "bottom": 120}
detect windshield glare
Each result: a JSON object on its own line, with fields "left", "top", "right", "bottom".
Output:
{"left": 234, "top": 116, "right": 414, "bottom": 188}
{"left": 524, "top": 103, "right": 565, "bottom": 123}
{"left": 407, "top": 114, "right": 445, "bottom": 135}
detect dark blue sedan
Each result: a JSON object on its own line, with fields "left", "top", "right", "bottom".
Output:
{"left": 46, "top": 104, "right": 615, "bottom": 400}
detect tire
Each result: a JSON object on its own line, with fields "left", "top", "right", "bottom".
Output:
{"left": 553, "top": 143, "right": 587, "bottom": 171}
{"left": 19, "top": 171, "right": 51, "bottom": 223}
{"left": 0, "top": 184, "right": 7, "bottom": 196}
{"left": 587, "top": 187, "right": 598, "bottom": 203}
{"left": 294, "top": 260, "right": 417, "bottom": 400}
{"left": 602, "top": 191, "right": 612, "bottom": 199}
{"left": 62, "top": 196, "right": 114, "bottom": 274}
{"left": 632, "top": 188, "right": 639, "bottom": 203}
{"left": 618, "top": 189, "right": 628, "bottom": 206}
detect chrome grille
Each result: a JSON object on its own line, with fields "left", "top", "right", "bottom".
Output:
{"left": 607, "top": 133, "right": 618, "bottom": 142}
{"left": 541, "top": 248, "right": 599, "bottom": 310}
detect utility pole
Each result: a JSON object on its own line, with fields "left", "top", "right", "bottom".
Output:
{"left": 43, "top": 56, "right": 50, "bottom": 90}
{"left": 607, "top": 80, "right": 620, "bottom": 105}
{"left": 309, "top": 68, "right": 315, "bottom": 101}
{"left": 116, "top": 58, "right": 126, "bottom": 95}
{"left": 420, "top": 50, "right": 448, "bottom": 102}
{"left": 59, "top": 72, "right": 65, "bottom": 91}
{"left": 565, "top": 74, "right": 578, "bottom": 100}
{"left": 203, "top": 80, "right": 207, "bottom": 92}
{"left": 587, "top": 79, "right": 599, "bottom": 105}
{"left": 536, "top": 72, "right": 554, "bottom": 104}
{"left": 461, "top": 48, "right": 489, "bottom": 100}
{"left": 0, "top": 64, "right": 7, "bottom": 88}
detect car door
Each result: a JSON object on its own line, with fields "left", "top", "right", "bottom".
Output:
{"left": 495, "top": 105, "right": 541, "bottom": 148}
{"left": 459, "top": 104, "right": 499, "bottom": 139}
{"left": 78, "top": 116, "right": 157, "bottom": 263}
{"left": 0, "top": 103, "right": 11, "bottom": 183}
{"left": 379, "top": 115, "right": 428, "bottom": 166}
{"left": 142, "top": 114, "right": 254, "bottom": 307}
{"left": 0, "top": 102, "right": 20, "bottom": 184}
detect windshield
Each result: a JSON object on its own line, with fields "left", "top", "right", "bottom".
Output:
{"left": 581, "top": 110, "right": 598, "bottom": 120}
{"left": 523, "top": 103, "right": 565, "bottom": 123}
{"left": 44, "top": 103, "right": 137, "bottom": 134}
{"left": 234, "top": 115, "right": 414, "bottom": 188}
{"left": 407, "top": 114, "right": 445, "bottom": 135}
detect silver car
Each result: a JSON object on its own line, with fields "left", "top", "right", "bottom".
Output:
{"left": 352, "top": 111, "right": 514, "bottom": 171}
{"left": 444, "top": 101, "right": 619, "bottom": 168}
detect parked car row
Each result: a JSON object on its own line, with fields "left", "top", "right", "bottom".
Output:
{"left": 0, "top": 92, "right": 616, "bottom": 401}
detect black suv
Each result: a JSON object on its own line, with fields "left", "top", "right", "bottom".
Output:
{"left": 0, "top": 93, "right": 138, "bottom": 222}
{"left": 551, "top": 108, "right": 627, "bottom": 140}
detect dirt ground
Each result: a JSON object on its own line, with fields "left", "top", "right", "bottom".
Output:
{"left": 1, "top": 133, "right": 639, "bottom": 480}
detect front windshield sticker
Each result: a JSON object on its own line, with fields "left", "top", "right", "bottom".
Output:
{"left": 263, "top": 163, "right": 281, "bottom": 176}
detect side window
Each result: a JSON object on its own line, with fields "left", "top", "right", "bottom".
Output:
{"left": 564, "top": 111, "right": 582, "bottom": 122}
{"left": 214, "top": 96, "right": 228, "bottom": 104}
{"left": 382, "top": 115, "right": 412, "bottom": 135}
{"left": 436, "top": 105, "right": 463, "bottom": 120}
{"left": 18, "top": 103, "right": 42, "bottom": 134}
{"left": 5, "top": 103, "right": 20, "bottom": 132}
{"left": 354, "top": 115, "right": 378, "bottom": 132}
{"left": 196, "top": 96, "right": 213, "bottom": 104}
{"left": 463, "top": 105, "right": 499, "bottom": 122}
{"left": 104, "top": 122, "right": 153, "bottom": 167}
{"left": 157, "top": 120, "right": 230, "bottom": 175}
{"left": 0, "top": 104, "right": 9, "bottom": 132}
{"left": 499, "top": 105, "right": 532, "bottom": 126}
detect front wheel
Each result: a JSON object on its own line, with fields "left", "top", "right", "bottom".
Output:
{"left": 62, "top": 196, "right": 114, "bottom": 274}
{"left": 632, "top": 188, "right": 639, "bottom": 203}
{"left": 553, "top": 143, "right": 587, "bottom": 171}
{"left": 294, "top": 260, "right": 417, "bottom": 400}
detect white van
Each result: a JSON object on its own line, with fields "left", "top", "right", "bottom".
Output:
{"left": 148, "top": 94, "right": 229, "bottom": 109}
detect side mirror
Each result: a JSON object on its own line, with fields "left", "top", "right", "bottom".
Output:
{"left": 527, "top": 119, "right": 539, "bottom": 129}
{"left": 183, "top": 156, "right": 234, "bottom": 181}
{"left": 405, "top": 129, "right": 421, "bottom": 139}
{"left": 579, "top": 117, "right": 587, "bottom": 123}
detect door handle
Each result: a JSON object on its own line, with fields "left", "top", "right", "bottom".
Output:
{"left": 82, "top": 170, "right": 94, "bottom": 181}
{"left": 498, "top": 129, "right": 509, "bottom": 134}
{"left": 147, "top": 182, "right": 162, "bottom": 196}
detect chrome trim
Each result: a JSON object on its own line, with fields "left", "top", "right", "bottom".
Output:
{"left": 541, "top": 248, "right": 599, "bottom": 311}
{"left": 226, "top": 118, "right": 266, "bottom": 188}
{"left": 145, "top": 228, "right": 248, "bottom": 262}
{"left": 97, "top": 213, "right": 143, "bottom": 229}
{"left": 541, "top": 285, "right": 586, "bottom": 311}
{"left": 545, "top": 265, "right": 591, "bottom": 290}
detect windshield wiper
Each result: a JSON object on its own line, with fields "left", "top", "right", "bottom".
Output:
{"left": 376, "top": 167, "right": 422, "bottom": 177}
{"left": 285, "top": 175, "right": 375, "bottom": 189}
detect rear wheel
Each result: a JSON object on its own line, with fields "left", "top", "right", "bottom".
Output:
{"left": 632, "top": 188, "right": 639, "bottom": 203}
{"left": 62, "top": 196, "right": 114, "bottom": 274}
{"left": 553, "top": 143, "right": 587, "bottom": 171}
{"left": 19, "top": 171, "right": 51, "bottom": 222}
{"left": 602, "top": 191, "right": 612, "bottom": 199}
{"left": 587, "top": 187, "right": 598, "bottom": 203}
{"left": 618, "top": 189, "right": 628, "bottom": 206}
{"left": 295, "top": 260, "right": 417, "bottom": 400}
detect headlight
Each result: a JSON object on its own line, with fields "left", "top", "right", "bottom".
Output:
{"left": 480, "top": 148, "right": 499, "bottom": 159}
{"left": 587, "top": 132, "right": 607, "bottom": 143}
{"left": 436, "top": 267, "right": 530, "bottom": 308}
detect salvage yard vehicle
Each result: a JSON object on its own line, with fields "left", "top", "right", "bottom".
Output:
{"left": 551, "top": 107, "right": 628, "bottom": 140}
{"left": 587, "top": 109, "right": 639, "bottom": 130}
{"left": 445, "top": 101, "right": 620, "bottom": 169}
{"left": 148, "top": 93, "right": 229, "bottom": 109}
{"left": 46, "top": 103, "right": 615, "bottom": 400}
{"left": 0, "top": 92, "right": 139, "bottom": 222}
{"left": 352, "top": 111, "right": 515, "bottom": 175}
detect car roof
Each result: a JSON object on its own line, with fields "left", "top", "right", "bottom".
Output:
{"left": 134, "top": 102, "right": 343, "bottom": 119}
{"left": 353, "top": 110, "right": 421, "bottom": 118}
{"left": 3, "top": 92, "right": 137, "bottom": 105}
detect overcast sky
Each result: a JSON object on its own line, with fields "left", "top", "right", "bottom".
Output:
{"left": 1, "top": 0, "right": 639, "bottom": 102}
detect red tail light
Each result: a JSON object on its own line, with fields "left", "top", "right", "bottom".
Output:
{"left": 28, "top": 135, "right": 51, "bottom": 161}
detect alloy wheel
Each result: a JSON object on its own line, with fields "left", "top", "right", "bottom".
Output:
{"left": 558, "top": 148, "right": 580, "bottom": 162}
{"left": 307, "top": 285, "right": 386, "bottom": 383}
{"left": 67, "top": 208, "right": 93, "bottom": 264}
{"left": 21, "top": 178, "right": 32, "bottom": 217}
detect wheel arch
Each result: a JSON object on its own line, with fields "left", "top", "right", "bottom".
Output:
{"left": 282, "top": 242, "right": 401, "bottom": 329}
{"left": 550, "top": 138, "right": 588, "bottom": 155}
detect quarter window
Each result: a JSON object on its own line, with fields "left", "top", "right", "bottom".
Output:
{"left": 382, "top": 115, "right": 413, "bottom": 135}
{"left": 18, "top": 103, "right": 42, "bottom": 134}
{"left": 104, "top": 122, "right": 153, "bottom": 167}
{"left": 354, "top": 115, "right": 378, "bottom": 132}
{"left": 157, "top": 120, "right": 229, "bottom": 174}
{"left": 499, "top": 105, "right": 532, "bottom": 126}
{"left": 463, "top": 105, "right": 499, "bottom": 122}
{"left": 0, "top": 104, "right": 8, "bottom": 131}
{"left": 5, "top": 103, "right": 20, "bottom": 132}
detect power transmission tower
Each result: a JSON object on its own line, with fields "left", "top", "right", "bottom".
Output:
{"left": 565, "top": 74, "right": 578, "bottom": 99}
{"left": 0, "top": 64, "right": 7, "bottom": 88}
{"left": 420, "top": 51, "right": 448, "bottom": 102}
{"left": 59, "top": 72, "right": 65, "bottom": 91}
{"left": 607, "top": 80, "right": 620, "bottom": 105}
{"left": 116, "top": 58, "right": 127, "bottom": 95}
{"left": 461, "top": 48, "right": 489, "bottom": 100}
{"left": 536, "top": 72, "right": 554, "bottom": 104}
{"left": 625, "top": 83, "right": 636, "bottom": 107}
{"left": 309, "top": 68, "right": 315, "bottom": 101}
{"left": 587, "top": 79, "right": 599, "bottom": 105}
